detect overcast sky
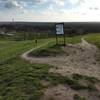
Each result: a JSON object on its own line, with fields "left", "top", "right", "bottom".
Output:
{"left": 0, "top": 0, "right": 100, "bottom": 22}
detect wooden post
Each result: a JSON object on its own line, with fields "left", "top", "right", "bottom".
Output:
{"left": 55, "top": 23, "right": 58, "bottom": 45}
{"left": 56, "top": 33, "right": 58, "bottom": 45}
{"left": 35, "top": 32, "right": 37, "bottom": 47}
{"left": 63, "top": 23, "right": 66, "bottom": 46}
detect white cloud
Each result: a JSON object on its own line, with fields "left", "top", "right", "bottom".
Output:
{"left": 4, "top": 0, "right": 23, "bottom": 9}
{"left": 1, "top": 0, "right": 100, "bottom": 21}
{"left": 70, "top": 0, "right": 79, "bottom": 4}
{"left": 52, "top": 0, "right": 65, "bottom": 6}
{"left": 36, "top": 0, "right": 47, "bottom": 4}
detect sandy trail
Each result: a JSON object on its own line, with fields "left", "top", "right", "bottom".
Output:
{"left": 21, "top": 41, "right": 53, "bottom": 61}
{"left": 21, "top": 38, "right": 100, "bottom": 79}
{"left": 41, "top": 84, "right": 77, "bottom": 100}
{"left": 41, "top": 83, "right": 100, "bottom": 100}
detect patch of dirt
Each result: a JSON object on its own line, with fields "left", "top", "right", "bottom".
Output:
{"left": 41, "top": 84, "right": 77, "bottom": 100}
{"left": 40, "top": 80, "right": 51, "bottom": 87}
{"left": 21, "top": 38, "right": 100, "bottom": 80}
{"left": 40, "top": 75, "right": 100, "bottom": 100}
{"left": 78, "top": 90, "right": 100, "bottom": 100}
{"left": 41, "top": 84, "right": 100, "bottom": 100}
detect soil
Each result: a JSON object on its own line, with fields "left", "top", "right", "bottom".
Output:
{"left": 41, "top": 84, "right": 77, "bottom": 100}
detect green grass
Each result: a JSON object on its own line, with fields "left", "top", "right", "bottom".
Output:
{"left": 72, "top": 74, "right": 100, "bottom": 83}
{"left": 65, "top": 33, "right": 100, "bottom": 47}
{"left": 74, "top": 94, "right": 87, "bottom": 100}
{"left": 0, "top": 33, "right": 100, "bottom": 100}
{"left": 72, "top": 74, "right": 99, "bottom": 91}
{"left": 42, "top": 72, "right": 98, "bottom": 91}
{"left": 29, "top": 35, "right": 83, "bottom": 57}
{"left": 0, "top": 58, "right": 52, "bottom": 100}
{"left": 0, "top": 39, "right": 52, "bottom": 65}
{"left": 84, "top": 33, "right": 100, "bottom": 48}
{"left": 65, "top": 35, "right": 82, "bottom": 44}
{"left": 29, "top": 44, "right": 65, "bottom": 57}
{"left": 30, "top": 33, "right": 100, "bottom": 57}
{"left": 0, "top": 38, "right": 54, "bottom": 100}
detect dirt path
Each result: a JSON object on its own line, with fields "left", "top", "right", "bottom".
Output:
{"left": 21, "top": 41, "right": 53, "bottom": 62}
{"left": 21, "top": 38, "right": 100, "bottom": 80}
{"left": 41, "top": 84, "right": 77, "bottom": 100}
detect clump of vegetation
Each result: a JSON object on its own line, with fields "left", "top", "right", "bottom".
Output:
{"left": 72, "top": 74, "right": 100, "bottom": 83}
{"left": 29, "top": 44, "right": 65, "bottom": 57}
{"left": 72, "top": 74, "right": 100, "bottom": 91}
{"left": 64, "top": 78, "right": 88, "bottom": 90}
{"left": 48, "top": 74, "right": 86, "bottom": 90}
{"left": 44, "top": 73, "right": 98, "bottom": 91}
{"left": 74, "top": 94, "right": 87, "bottom": 100}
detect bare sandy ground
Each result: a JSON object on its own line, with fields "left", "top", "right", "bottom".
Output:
{"left": 41, "top": 84, "right": 77, "bottom": 100}
{"left": 21, "top": 38, "right": 100, "bottom": 80}
{"left": 41, "top": 84, "right": 100, "bottom": 100}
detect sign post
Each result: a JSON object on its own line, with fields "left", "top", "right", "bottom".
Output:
{"left": 35, "top": 32, "right": 38, "bottom": 47}
{"left": 55, "top": 23, "right": 66, "bottom": 46}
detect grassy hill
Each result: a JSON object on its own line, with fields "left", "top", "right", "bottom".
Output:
{"left": 0, "top": 33, "right": 100, "bottom": 100}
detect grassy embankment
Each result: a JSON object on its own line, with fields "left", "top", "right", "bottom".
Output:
{"left": 29, "top": 35, "right": 82, "bottom": 57}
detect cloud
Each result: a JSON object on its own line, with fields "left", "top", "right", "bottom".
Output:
{"left": 0, "top": 0, "right": 83, "bottom": 11}
{"left": 4, "top": 0, "right": 23, "bottom": 9}
{"left": 52, "top": 0, "right": 65, "bottom": 6}
{"left": 0, "top": 0, "right": 100, "bottom": 22}
{"left": 89, "top": 7, "right": 99, "bottom": 10}
{"left": 34, "top": 0, "right": 47, "bottom": 4}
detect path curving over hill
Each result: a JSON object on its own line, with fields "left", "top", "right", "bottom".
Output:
{"left": 21, "top": 38, "right": 100, "bottom": 80}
